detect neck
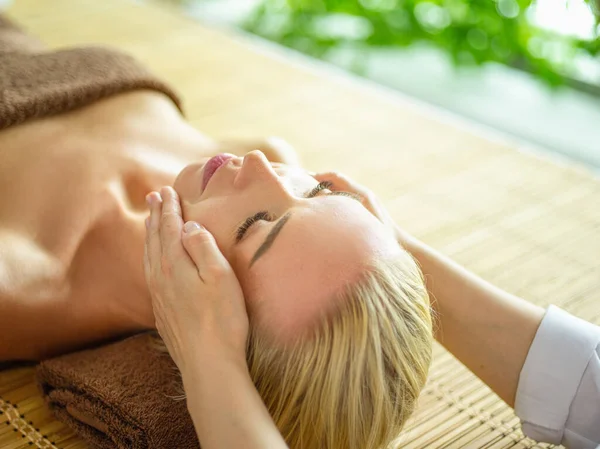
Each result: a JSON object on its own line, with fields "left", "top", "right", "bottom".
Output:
{"left": 0, "top": 91, "right": 219, "bottom": 360}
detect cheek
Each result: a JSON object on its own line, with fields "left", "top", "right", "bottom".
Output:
{"left": 183, "top": 199, "right": 243, "bottom": 259}
{"left": 185, "top": 198, "right": 227, "bottom": 225}
{"left": 174, "top": 162, "right": 206, "bottom": 202}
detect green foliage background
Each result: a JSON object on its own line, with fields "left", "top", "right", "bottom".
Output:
{"left": 242, "top": 0, "right": 600, "bottom": 87}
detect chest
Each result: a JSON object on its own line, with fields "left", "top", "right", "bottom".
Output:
{"left": 0, "top": 127, "right": 180, "bottom": 303}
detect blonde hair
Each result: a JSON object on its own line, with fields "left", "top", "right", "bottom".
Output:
{"left": 246, "top": 250, "right": 433, "bottom": 449}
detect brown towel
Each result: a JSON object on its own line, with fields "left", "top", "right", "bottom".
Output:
{"left": 36, "top": 333, "right": 200, "bottom": 449}
{"left": 0, "top": 15, "right": 182, "bottom": 130}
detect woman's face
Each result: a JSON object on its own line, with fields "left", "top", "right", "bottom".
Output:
{"left": 174, "top": 151, "right": 400, "bottom": 338}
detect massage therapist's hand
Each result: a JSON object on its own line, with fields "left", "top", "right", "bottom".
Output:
{"left": 144, "top": 186, "right": 249, "bottom": 373}
{"left": 145, "top": 187, "right": 289, "bottom": 449}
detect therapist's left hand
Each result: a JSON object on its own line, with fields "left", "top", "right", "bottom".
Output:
{"left": 144, "top": 186, "right": 249, "bottom": 373}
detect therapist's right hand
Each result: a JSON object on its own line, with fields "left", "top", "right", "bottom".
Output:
{"left": 144, "top": 187, "right": 249, "bottom": 374}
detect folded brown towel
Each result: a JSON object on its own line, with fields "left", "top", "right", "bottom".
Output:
{"left": 0, "top": 15, "right": 182, "bottom": 130}
{"left": 36, "top": 333, "right": 200, "bottom": 449}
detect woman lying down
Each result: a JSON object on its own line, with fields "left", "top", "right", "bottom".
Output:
{"left": 0, "top": 14, "right": 432, "bottom": 449}
{"left": 3, "top": 13, "right": 596, "bottom": 449}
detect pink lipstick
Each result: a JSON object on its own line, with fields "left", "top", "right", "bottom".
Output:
{"left": 201, "top": 154, "right": 234, "bottom": 191}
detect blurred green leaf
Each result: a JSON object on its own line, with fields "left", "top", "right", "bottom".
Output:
{"left": 242, "top": 0, "right": 600, "bottom": 87}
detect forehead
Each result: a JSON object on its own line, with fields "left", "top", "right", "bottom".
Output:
{"left": 239, "top": 196, "right": 400, "bottom": 338}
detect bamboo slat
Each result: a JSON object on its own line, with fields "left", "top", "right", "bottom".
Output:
{"left": 1, "top": 0, "right": 598, "bottom": 447}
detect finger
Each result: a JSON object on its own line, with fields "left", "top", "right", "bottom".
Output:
{"left": 159, "top": 186, "right": 185, "bottom": 258}
{"left": 181, "top": 221, "right": 231, "bottom": 277}
{"left": 314, "top": 171, "right": 355, "bottom": 192}
{"left": 145, "top": 191, "right": 163, "bottom": 272}
{"left": 143, "top": 231, "right": 151, "bottom": 280}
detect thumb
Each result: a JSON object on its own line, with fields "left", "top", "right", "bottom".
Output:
{"left": 181, "top": 221, "right": 229, "bottom": 271}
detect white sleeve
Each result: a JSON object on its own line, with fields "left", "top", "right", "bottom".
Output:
{"left": 515, "top": 305, "right": 600, "bottom": 449}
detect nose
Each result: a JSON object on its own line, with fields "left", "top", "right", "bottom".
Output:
{"left": 234, "top": 150, "right": 281, "bottom": 188}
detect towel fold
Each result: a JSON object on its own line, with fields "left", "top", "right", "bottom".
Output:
{"left": 36, "top": 333, "right": 200, "bottom": 449}
{"left": 0, "top": 15, "right": 182, "bottom": 130}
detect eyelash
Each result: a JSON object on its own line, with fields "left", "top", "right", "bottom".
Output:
{"left": 235, "top": 181, "right": 361, "bottom": 242}
{"left": 307, "top": 181, "right": 333, "bottom": 198}
{"left": 310, "top": 181, "right": 362, "bottom": 201}
{"left": 235, "top": 211, "right": 275, "bottom": 243}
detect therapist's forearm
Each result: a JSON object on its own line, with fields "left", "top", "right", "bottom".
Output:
{"left": 399, "top": 231, "right": 545, "bottom": 407}
{"left": 181, "top": 346, "right": 289, "bottom": 449}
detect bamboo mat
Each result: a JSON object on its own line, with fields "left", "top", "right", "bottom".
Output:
{"left": 1, "top": 0, "right": 599, "bottom": 447}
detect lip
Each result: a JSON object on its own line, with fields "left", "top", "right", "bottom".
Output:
{"left": 201, "top": 154, "right": 235, "bottom": 191}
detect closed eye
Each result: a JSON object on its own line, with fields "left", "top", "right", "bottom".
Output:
{"left": 307, "top": 181, "right": 363, "bottom": 202}
{"left": 235, "top": 211, "right": 274, "bottom": 243}
{"left": 306, "top": 181, "right": 333, "bottom": 198}
{"left": 235, "top": 181, "right": 362, "bottom": 243}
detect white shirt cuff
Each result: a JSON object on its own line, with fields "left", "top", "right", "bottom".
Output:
{"left": 515, "top": 305, "right": 600, "bottom": 444}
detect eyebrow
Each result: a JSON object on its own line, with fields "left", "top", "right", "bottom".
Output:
{"left": 249, "top": 211, "right": 293, "bottom": 268}
{"left": 246, "top": 190, "right": 361, "bottom": 268}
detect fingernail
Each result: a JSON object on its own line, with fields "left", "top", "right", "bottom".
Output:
{"left": 161, "top": 186, "right": 173, "bottom": 198}
{"left": 183, "top": 221, "right": 202, "bottom": 233}
{"left": 146, "top": 194, "right": 153, "bottom": 207}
